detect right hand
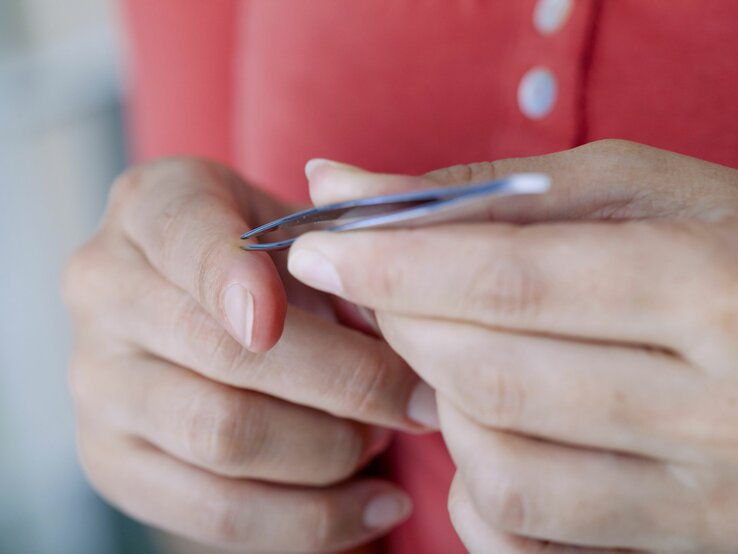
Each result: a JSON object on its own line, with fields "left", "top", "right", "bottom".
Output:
{"left": 62, "top": 158, "right": 436, "bottom": 553}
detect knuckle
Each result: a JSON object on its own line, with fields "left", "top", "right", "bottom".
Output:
{"left": 107, "top": 163, "right": 152, "bottom": 213}
{"left": 464, "top": 161, "right": 499, "bottom": 183}
{"left": 581, "top": 138, "right": 636, "bottom": 156}
{"left": 197, "top": 488, "right": 246, "bottom": 545}
{"left": 469, "top": 367, "right": 526, "bottom": 428}
{"left": 428, "top": 161, "right": 498, "bottom": 186}
{"left": 301, "top": 495, "right": 342, "bottom": 552}
{"left": 448, "top": 481, "right": 537, "bottom": 554}
{"left": 481, "top": 474, "right": 532, "bottom": 532}
{"left": 109, "top": 158, "right": 205, "bottom": 208}
{"left": 711, "top": 301, "right": 738, "bottom": 349}
{"left": 373, "top": 249, "right": 411, "bottom": 301}
{"left": 316, "top": 424, "right": 366, "bottom": 485}
{"left": 61, "top": 240, "right": 105, "bottom": 311}
{"left": 469, "top": 243, "right": 545, "bottom": 324}
{"left": 339, "top": 344, "right": 395, "bottom": 418}
{"left": 653, "top": 223, "right": 738, "bottom": 348}
{"left": 700, "top": 257, "right": 738, "bottom": 331}
{"left": 600, "top": 375, "right": 660, "bottom": 435}
{"left": 183, "top": 390, "right": 267, "bottom": 472}
{"left": 569, "top": 139, "right": 641, "bottom": 178}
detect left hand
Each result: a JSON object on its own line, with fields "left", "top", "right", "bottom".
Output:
{"left": 287, "top": 140, "right": 738, "bottom": 553}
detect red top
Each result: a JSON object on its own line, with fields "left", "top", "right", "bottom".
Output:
{"left": 120, "top": 1, "right": 738, "bottom": 551}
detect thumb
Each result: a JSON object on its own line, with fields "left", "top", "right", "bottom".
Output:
{"left": 303, "top": 156, "right": 573, "bottom": 222}
{"left": 305, "top": 159, "right": 438, "bottom": 206}
{"left": 304, "top": 156, "right": 569, "bottom": 222}
{"left": 305, "top": 141, "right": 738, "bottom": 222}
{"left": 303, "top": 154, "right": 594, "bottom": 223}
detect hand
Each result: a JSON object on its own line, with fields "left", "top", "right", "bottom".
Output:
{"left": 62, "top": 158, "right": 437, "bottom": 553}
{"left": 288, "top": 141, "right": 738, "bottom": 553}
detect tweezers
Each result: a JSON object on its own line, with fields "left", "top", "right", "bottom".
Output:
{"left": 240, "top": 173, "right": 550, "bottom": 251}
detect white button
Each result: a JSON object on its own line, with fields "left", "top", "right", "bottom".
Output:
{"left": 518, "top": 67, "right": 557, "bottom": 120}
{"left": 534, "top": 0, "right": 574, "bottom": 35}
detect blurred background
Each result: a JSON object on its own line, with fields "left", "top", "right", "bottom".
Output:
{"left": 0, "top": 0, "right": 156, "bottom": 552}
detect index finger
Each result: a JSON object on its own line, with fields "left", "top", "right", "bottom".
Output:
{"left": 288, "top": 219, "right": 722, "bottom": 352}
{"left": 112, "top": 159, "right": 287, "bottom": 352}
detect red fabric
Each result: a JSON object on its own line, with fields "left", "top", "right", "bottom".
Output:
{"left": 122, "top": 0, "right": 241, "bottom": 164}
{"left": 121, "top": 1, "right": 738, "bottom": 552}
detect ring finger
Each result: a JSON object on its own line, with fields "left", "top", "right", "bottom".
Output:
{"left": 439, "top": 397, "right": 698, "bottom": 551}
{"left": 77, "top": 427, "right": 411, "bottom": 553}
{"left": 448, "top": 474, "right": 641, "bottom": 554}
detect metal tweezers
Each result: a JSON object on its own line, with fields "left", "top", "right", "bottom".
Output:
{"left": 240, "top": 173, "right": 550, "bottom": 251}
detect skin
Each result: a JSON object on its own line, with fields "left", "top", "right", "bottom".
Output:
{"left": 288, "top": 140, "right": 738, "bottom": 553}
{"left": 61, "top": 158, "right": 440, "bottom": 554}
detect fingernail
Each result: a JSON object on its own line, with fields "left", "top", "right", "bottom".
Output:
{"left": 223, "top": 284, "right": 255, "bottom": 349}
{"left": 363, "top": 493, "right": 412, "bottom": 529}
{"left": 288, "top": 250, "right": 343, "bottom": 295}
{"left": 304, "top": 158, "right": 357, "bottom": 181}
{"left": 407, "top": 381, "right": 440, "bottom": 429}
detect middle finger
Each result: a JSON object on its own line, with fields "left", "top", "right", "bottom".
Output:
{"left": 379, "top": 313, "right": 705, "bottom": 463}
{"left": 73, "top": 353, "right": 390, "bottom": 485}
